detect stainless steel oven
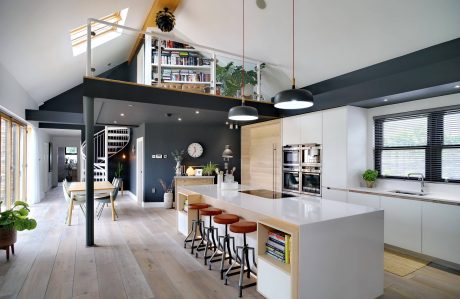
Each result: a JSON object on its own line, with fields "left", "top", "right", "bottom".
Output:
{"left": 301, "top": 144, "right": 321, "bottom": 166}
{"left": 301, "top": 169, "right": 321, "bottom": 196}
{"left": 283, "top": 145, "right": 300, "bottom": 166}
{"left": 283, "top": 167, "right": 300, "bottom": 193}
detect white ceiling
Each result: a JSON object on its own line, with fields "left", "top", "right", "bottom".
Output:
{"left": 41, "top": 128, "right": 81, "bottom": 137}
{"left": 1, "top": 0, "right": 460, "bottom": 107}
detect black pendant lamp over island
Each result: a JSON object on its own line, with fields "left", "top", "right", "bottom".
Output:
{"left": 273, "top": 0, "right": 314, "bottom": 110}
{"left": 228, "top": 0, "right": 259, "bottom": 122}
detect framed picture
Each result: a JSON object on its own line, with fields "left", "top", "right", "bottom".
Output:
{"left": 195, "top": 169, "right": 203, "bottom": 176}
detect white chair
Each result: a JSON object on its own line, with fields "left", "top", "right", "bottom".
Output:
{"left": 62, "top": 179, "right": 86, "bottom": 224}
{"left": 95, "top": 178, "right": 120, "bottom": 220}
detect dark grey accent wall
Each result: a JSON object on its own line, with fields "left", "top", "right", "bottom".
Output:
{"left": 129, "top": 123, "right": 240, "bottom": 202}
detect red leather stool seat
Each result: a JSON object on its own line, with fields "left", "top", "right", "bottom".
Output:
{"left": 188, "top": 203, "right": 210, "bottom": 210}
{"left": 230, "top": 221, "right": 257, "bottom": 234}
{"left": 214, "top": 214, "right": 239, "bottom": 225}
{"left": 201, "top": 207, "right": 222, "bottom": 216}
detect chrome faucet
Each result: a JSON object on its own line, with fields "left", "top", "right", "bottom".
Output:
{"left": 408, "top": 173, "right": 425, "bottom": 193}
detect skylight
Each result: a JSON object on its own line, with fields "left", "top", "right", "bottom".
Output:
{"left": 70, "top": 8, "right": 129, "bottom": 56}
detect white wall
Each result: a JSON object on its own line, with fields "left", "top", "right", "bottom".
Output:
{"left": 0, "top": 62, "right": 51, "bottom": 203}
{"left": 50, "top": 135, "right": 81, "bottom": 187}
{"left": 366, "top": 93, "right": 460, "bottom": 194}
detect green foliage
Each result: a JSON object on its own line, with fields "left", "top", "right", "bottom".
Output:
{"left": 216, "top": 62, "right": 258, "bottom": 97}
{"left": 171, "top": 149, "right": 185, "bottom": 162}
{"left": 0, "top": 201, "right": 37, "bottom": 231}
{"left": 115, "top": 162, "right": 124, "bottom": 178}
{"left": 202, "top": 162, "right": 219, "bottom": 176}
{"left": 362, "top": 169, "right": 379, "bottom": 182}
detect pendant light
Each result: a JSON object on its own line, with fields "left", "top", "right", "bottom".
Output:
{"left": 228, "top": 0, "right": 259, "bottom": 121}
{"left": 273, "top": 0, "right": 314, "bottom": 109}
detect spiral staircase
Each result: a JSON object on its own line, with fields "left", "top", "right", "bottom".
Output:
{"left": 81, "top": 127, "right": 130, "bottom": 182}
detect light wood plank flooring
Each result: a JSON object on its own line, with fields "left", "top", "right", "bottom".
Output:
{"left": 0, "top": 187, "right": 459, "bottom": 299}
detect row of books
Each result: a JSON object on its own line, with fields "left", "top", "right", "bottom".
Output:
{"left": 152, "top": 53, "right": 211, "bottom": 66}
{"left": 153, "top": 39, "right": 194, "bottom": 49}
{"left": 162, "top": 70, "right": 211, "bottom": 82}
{"left": 265, "top": 230, "right": 291, "bottom": 264}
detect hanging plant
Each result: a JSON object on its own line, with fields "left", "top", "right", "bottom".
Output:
{"left": 156, "top": 8, "right": 176, "bottom": 32}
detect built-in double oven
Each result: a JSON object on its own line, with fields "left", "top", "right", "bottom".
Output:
{"left": 283, "top": 144, "right": 322, "bottom": 196}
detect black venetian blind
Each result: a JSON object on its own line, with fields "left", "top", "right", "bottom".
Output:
{"left": 374, "top": 106, "right": 460, "bottom": 183}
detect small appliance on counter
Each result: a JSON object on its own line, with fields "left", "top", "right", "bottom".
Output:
{"left": 283, "top": 144, "right": 322, "bottom": 196}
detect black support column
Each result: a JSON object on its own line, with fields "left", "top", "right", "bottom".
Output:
{"left": 84, "top": 96, "right": 95, "bottom": 246}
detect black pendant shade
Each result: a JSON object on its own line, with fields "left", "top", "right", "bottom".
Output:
{"left": 228, "top": 105, "right": 258, "bottom": 121}
{"left": 273, "top": 87, "right": 314, "bottom": 109}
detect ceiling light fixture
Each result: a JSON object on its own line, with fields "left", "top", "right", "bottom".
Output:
{"left": 273, "top": 0, "right": 314, "bottom": 110}
{"left": 156, "top": 7, "right": 175, "bottom": 32}
{"left": 228, "top": 0, "right": 259, "bottom": 122}
{"left": 383, "top": 98, "right": 388, "bottom": 102}
{"left": 195, "top": 110, "right": 200, "bottom": 114}
{"left": 455, "top": 85, "right": 460, "bottom": 89}
{"left": 120, "top": 113, "right": 125, "bottom": 116}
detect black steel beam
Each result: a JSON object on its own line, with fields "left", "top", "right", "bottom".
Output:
{"left": 38, "top": 123, "right": 85, "bottom": 130}
{"left": 82, "top": 77, "right": 279, "bottom": 118}
{"left": 26, "top": 109, "right": 84, "bottom": 124}
{"left": 83, "top": 96, "right": 95, "bottom": 246}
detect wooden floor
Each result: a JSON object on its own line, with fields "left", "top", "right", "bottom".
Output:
{"left": 0, "top": 188, "right": 459, "bottom": 299}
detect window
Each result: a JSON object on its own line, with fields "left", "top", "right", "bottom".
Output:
{"left": 70, "top": 8, "right": 128, "bottom": 56}
{"left": 0, "top": 113, "right": 27, "bottom": 210}
{"left": 375, "top": 106, "right": 460, "bottom": 183}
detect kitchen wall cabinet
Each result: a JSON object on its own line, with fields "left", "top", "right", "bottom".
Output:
{"left": 322, "top": 187, "right": 348, "bottom": 202}
{"left": 348, "top": 191, "right": 380, "bottom": 209}
{"left": 380, "top": 196, "right": 422, "bottom": 253}
{"left": 282, "top": 116, "right": 301, "bottom": 146}
{"left": 422, "top": 202, "right": 460, "bottom": 264}
{"left": 242, "top": 119, "right": 282, "bottom": 192}
{"left": 322, "top": 106, "right": 367, "bottom": 190}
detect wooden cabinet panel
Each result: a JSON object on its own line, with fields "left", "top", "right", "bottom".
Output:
{"left": 282, "top": 116, "right": 301, "bottom": 146}
{"left": 380, "top": 196, "right": 422, "bottom": 253}
{"left": 348, "top": 192, "right": 380, "bottom": 209}
{"left": 422, "top": 202, "right": 460, "bottom": 264}
{"left": 300, "top": 112, "right": 322, "bottom": 144}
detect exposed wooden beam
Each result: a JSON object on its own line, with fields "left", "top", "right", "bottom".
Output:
{"left": 127, "top": 0, "right": 181, "bottom": 63}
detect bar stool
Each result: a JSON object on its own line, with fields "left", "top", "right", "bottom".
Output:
{"left": 224, "top": 221, "right": 257, "bottom": 298}
{"left": 195, "top": 207, "right": 222, "bottom": 265}
{"left": 184, "top": 203, "right": 210, "bottom": 254}
{"left": 209, "top": 214, "right": 239, "bottom": 279}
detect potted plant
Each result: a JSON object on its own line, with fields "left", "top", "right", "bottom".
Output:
{"left": 216, "top": 62, "right": 258, "bottom": 98}
{"left": 202, "top": 162, "right": 219, "bottom": 176}
{"left": 171, "top": 149, "right": 185, "bottom": 176}
{"left": 114, "top": 161, "right": 124, "bottom": 178}
{"left": 65, "top": 163, "right": 73, "bottom": 181}
{"left": 362, "top": 169, "right": 379, "bottom": 188}
{"left": 159, "top": 179, "right": 174, "bottom": 209}
{"left": 0, "top": 201, "right": 37, "bottom": 260}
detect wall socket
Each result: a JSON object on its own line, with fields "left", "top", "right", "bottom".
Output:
{"left": 152, "top": 188, "right": 156, "bottom": 194}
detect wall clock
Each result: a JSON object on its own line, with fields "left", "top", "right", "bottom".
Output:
{"left": 187, "top": 142, "right": 203, "bottom": 158}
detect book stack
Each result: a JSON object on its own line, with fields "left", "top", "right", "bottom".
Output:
{"left": 265, "top": 230, "right": 290, "bottom": 264}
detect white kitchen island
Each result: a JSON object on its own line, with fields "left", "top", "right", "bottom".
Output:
{"left": 177, "top": 184, "right": 384, "bottom": 299}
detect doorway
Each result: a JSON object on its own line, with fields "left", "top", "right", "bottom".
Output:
{"left": 136, "top": 137, "right": 144, "bottom": 204}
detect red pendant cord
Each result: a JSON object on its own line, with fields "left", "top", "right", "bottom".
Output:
{"left": 242, "top": 0, "right": 245, "bottom": 101}
{"left": 292, "top": 0, "right": 295, "bottom": 89}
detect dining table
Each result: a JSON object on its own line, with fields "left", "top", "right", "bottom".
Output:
{"left": 67, "top": 181, "right": 116, "bottom": 225}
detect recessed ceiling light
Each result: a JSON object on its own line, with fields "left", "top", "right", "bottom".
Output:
{"left": 195, "top": 110, "right": 200, "bottom": 114}
{"left": 128, "top": 104, "right": 134, "bottom": 107}
{"left": 120, "top": 113, "right": 125, "bottom": 116}
{"left": 178, "top": 117, "right": 182, "bottom": 121}
{"left": 383, "top": 98, "right": 388, "bottom": 102}
{"left": 455, "top": 85, "right": 460, "bottom": 89}
{"left": 113, "top": 120, "right": 118, "bottom": 124}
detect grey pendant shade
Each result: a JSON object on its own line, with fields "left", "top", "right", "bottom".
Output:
{"left": 228, "top": 105, "right": 258, "bottom": 121}
{"left": 273, "top": 0, "right": 314, "bottom": 110}
{"left": 227, "top": 0, "right": 259, "bottom": 122}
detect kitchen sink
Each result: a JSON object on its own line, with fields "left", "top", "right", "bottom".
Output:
{"left": 388, "top": 190, "right": 428, "bottom": 196}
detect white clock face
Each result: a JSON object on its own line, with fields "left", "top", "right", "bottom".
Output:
{"left": 188, "top": 143, "right": 203, "bottom": 158}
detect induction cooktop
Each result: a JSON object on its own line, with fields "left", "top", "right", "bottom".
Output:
{"left": 239, "top": 189, "right": 297, "bottom": 199}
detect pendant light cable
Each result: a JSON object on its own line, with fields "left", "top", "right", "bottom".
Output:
{"left": 292, "top": 0, "right": 295, "bottom": 89}
{"left": 242, "top": 0, "right": 246, "bottom": 103}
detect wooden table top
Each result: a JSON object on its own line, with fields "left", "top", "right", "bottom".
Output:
{"left": 68, "top": 181, "right": 114, "bottom": 192}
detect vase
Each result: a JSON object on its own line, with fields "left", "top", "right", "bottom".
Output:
{"left": 164, "top": 192, "right": 173, "bottom": 209}
{"left": 175, "top": 161, "right": 181, "bottom": 176}
{"left": 365, "top": 180, "right": 375, "bottom": 188}
{"left": 0, "top": 227, "right": 17, "bottom": 248}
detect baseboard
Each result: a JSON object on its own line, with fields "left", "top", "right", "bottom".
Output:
{"left": 125, "top": 191, "right": 137, "bottom": 201}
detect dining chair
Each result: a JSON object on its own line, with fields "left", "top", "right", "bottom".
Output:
{"left": 62, "top": 179, "right": 86, "bottom": 224}
{"left": 95, "top": 178, "right": 120, "bottom": 220}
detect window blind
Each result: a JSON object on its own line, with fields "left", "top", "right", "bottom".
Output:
{"left": 374, "top": 106, "right": 460, "bottom": 183}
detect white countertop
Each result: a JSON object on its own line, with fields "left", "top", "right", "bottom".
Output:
{"left": 348, "top": 186, "right": 460, "bottom": 205}
{"left": 179, "top": 184, "right": 380, "bottom": 226}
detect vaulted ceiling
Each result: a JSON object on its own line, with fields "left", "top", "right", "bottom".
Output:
{"left": 1, "top": 0, "right": 459, "bottom": 106}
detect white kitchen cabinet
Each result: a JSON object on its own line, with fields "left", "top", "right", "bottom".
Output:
{"left": 282, "top": 116, "right": 301, "bottom": 146}
{"left": 322, "top": 187, "right": 348, "bottom": 202}
{"left": 380, "top": 196, "right": 422, "bottom": 253}
{"left": 348, "top": 192, "right": 380, "bottom": 209}
{"left": 257, "top": 257, "right": 292, "bottom": 299}
{"left": 422, "top": 202, "right": 460, "bottom": 264}
{"left": 300, "top": 112, "right": 322, "bottom": 144}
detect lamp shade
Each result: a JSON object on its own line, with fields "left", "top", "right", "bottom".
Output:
{"left": 228, "top": 105, "right": 258, "bottom": 121}
{"left": 273, "top": 88, "right": 314, "bottom": 110}
{"left": 222, "top": 145, "right": 233, "bottom": 159}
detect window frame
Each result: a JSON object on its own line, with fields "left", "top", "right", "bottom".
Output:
{"left": 374, "top": 105, "right": 460, "bottom": 184}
